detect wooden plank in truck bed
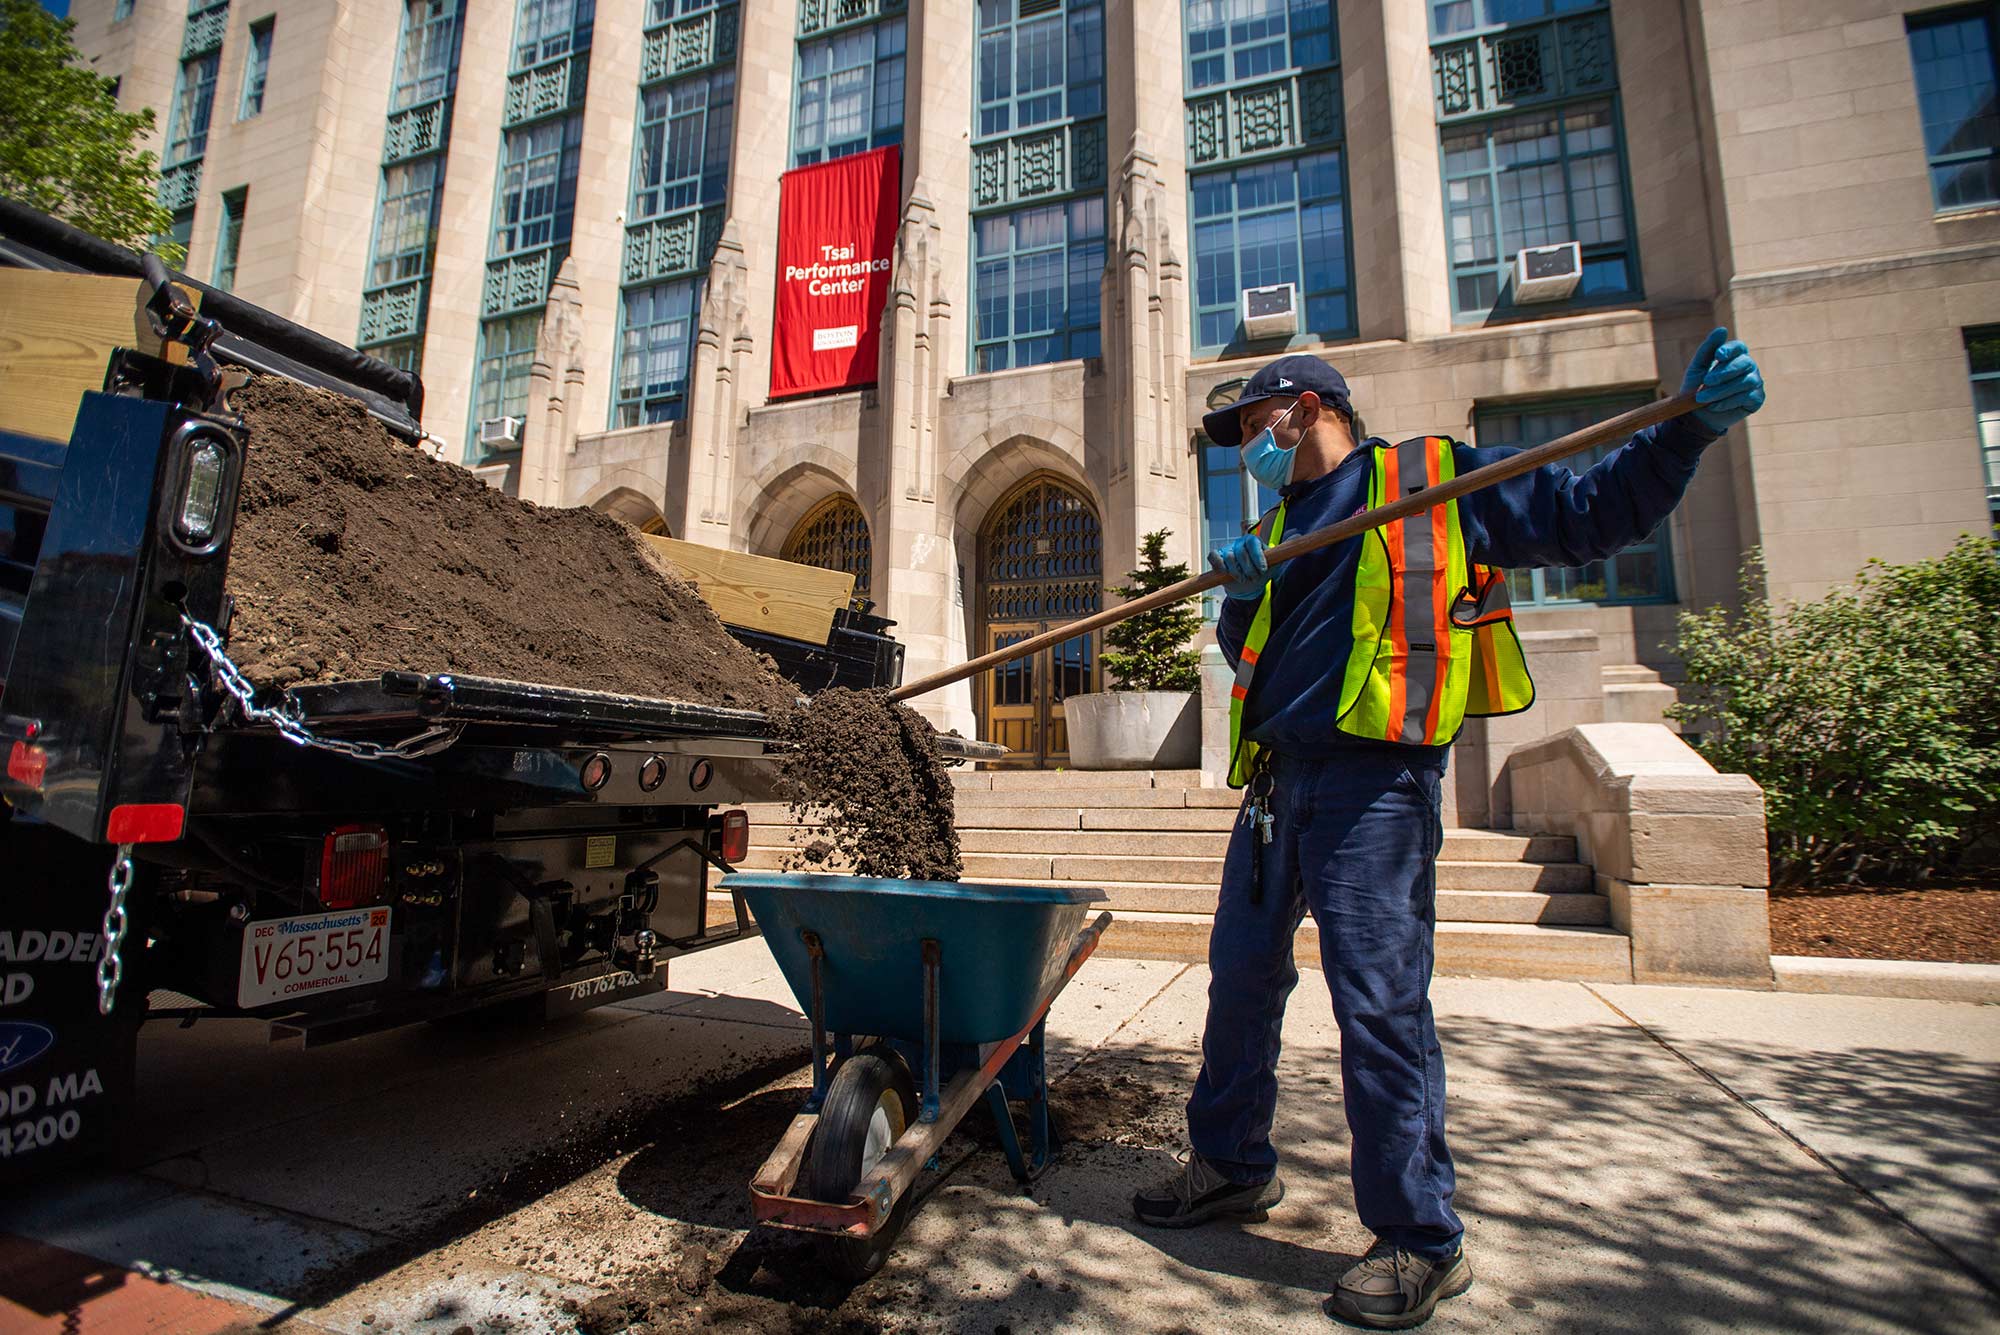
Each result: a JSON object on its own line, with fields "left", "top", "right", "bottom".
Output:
{"left": 0, "top": 270, "right": 199, "bottom": 441}
{"left": 640, "top": 533, "right": 853, "bottom": 646}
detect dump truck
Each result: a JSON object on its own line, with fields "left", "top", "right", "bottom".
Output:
{"left": 0, "top": 202, "right": 991, "bottom": 1187}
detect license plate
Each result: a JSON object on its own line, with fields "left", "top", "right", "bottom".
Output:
{"left": 237, "top": 907, "right": 391, "bottom": 1008}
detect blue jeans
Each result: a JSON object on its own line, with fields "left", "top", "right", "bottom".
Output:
{"left": 1185, "top": 747, "right": 1462, "bottom": 1260}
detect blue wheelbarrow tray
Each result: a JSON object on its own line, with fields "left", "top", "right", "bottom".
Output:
{"left": 725, "top": 871, "right": 1113, "bottom": 1272}
{"left": 726, "top": 872, "right": 1107, "bottom": 1045}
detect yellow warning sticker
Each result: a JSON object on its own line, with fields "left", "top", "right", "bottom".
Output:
{"left": 585, "top": 835, "right": 617, "bottom": 869}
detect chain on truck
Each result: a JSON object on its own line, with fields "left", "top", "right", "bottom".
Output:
{"left": 0, "top": 201, "right": 995, "bottom": 1189}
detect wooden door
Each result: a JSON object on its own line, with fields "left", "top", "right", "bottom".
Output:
{"left": 976, "top": 474, "right": 1102, "bottom": 768}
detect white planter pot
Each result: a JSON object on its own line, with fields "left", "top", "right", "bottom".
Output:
{"left": 1061, "top": 691, "right": 1200, "bottom": 770}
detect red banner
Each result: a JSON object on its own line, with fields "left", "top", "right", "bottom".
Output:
{"left": 770, "top": 146, "right": 900, "bottom": 399}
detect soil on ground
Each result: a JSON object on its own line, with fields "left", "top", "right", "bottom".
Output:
{"left": 225, "top": 376, "right": 796, "bottom": 713}
{"left": 1767, "top": 881, "right": 2000, "bottom": 963}
{"left": 770, "top": 689, "right": 961, "bottom": 881}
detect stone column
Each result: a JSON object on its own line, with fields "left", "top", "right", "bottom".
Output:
{"left": 671, "top": 223, "right": 751, "bottom": 544}
{"left": 519, "top": 257, "right": 585, "bottom": 507}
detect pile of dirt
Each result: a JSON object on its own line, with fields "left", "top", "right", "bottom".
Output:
{"left": 1767, "top": 881, "right": 2000, "bottom": 963}
{"left": 224, "top": 375, "right": 796, "bottom": 713}
{"left": 770, "top": 689, "right": 961, "bottom": 881}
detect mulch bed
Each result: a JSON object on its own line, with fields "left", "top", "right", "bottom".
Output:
{"left": 1766, "top": 881, "right": 2000, "bottom": 964}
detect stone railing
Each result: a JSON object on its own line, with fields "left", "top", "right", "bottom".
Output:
{"left": 1507, "top": 722, "right": 1771, "bottom": 987}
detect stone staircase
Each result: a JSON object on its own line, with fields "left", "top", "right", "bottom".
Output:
{"left": 733, "top": 768, "right": 1633, "bottom": 983}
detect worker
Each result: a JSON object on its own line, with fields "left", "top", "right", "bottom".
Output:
{"left": 1131, "top": 330, "right": 1766, "bottom": 1330}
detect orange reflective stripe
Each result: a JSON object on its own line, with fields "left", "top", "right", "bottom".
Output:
{"left": 1380, "top": 446, "right": 1407, "bottom": 741}
{"left": 1422, "top": 438, "right": 1452, "bottom": 743}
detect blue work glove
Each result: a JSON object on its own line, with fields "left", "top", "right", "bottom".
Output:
{"left": 1680, "top": 327, "right": 1766, "bottom": 434}
{"left": 1208, "top": 534, "right": 1269, "bottom": 601}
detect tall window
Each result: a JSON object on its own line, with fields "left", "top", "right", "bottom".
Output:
{"left": 238, "top": 18, "right": 272, "bottom": 119}
{"left": 474, "top": 313, "right": 541, "bottom": 431}
{"left": 1431, "top": 0, "right": 1636, "bottom": 319}
{"left": 973, "top": 196, "right": 1104, "bottom": 372}
{"left": 1906, "top": 7, "right": 2000, "bottom": 212}
{"left": 394, "top": 0, "right": 460, "bottom": 109}
{"left": 493, "top": 116, "right": 582, "bottom": 257}
{"left": 1182, "top": 0, "right": 1349, "bottom": 354}
{"left": 971, "top": 0, "right": 1106, "bottom": 374}
{"left": 212, "top": 187, "right": 246, "bottom": 291}
{"left": 370, "top": 157, "right": 442, "bottom": 286}
{"left": 976, "top": 0, "right": 1102, "bottom": 137}
{"left": 166, "top": 51, "right": 220, "bottom": 164}
{"left": 372, "top": 339, "right": 423, "bottom": 375}
{"left": 614, "top": 278, "right": 700, "bottom": 427}
{"left": 1474, "top": 394, "right": 1672, "bottom": 606}
{"left": 793, "top": 17, "right": 905, "bottom": 167}
{"left": 1191, "top": 151, "right": 1348, "bottom": 352}
{"left": 1963, "top": 326, "right": 2000, "bottom": 528}
{"left": 514, "top": 0, "right": 594, "bottom": 67}
{"left": 114, "top": 0, "right": 135, "bottom": 21}
{"left": 632, "top": 70, "right": 734, "bottom": 221}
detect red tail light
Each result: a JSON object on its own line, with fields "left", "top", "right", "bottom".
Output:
{"left": 320, "top": 825, "right": 388, "bottom": 909}
{"left": 719, "top": 809, "right": 750, "bottom": 864}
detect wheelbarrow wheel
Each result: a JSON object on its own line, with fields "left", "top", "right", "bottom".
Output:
{"left": 804, "top": 1047, "right": 917, "bottom": 1280}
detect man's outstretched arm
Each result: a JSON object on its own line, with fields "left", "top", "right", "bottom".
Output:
{"left": 1458, "top": 329, "right": 1764, "bottom": 570}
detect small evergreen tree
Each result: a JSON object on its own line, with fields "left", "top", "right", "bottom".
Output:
{"left": 1101, "top": 529, "right": 1202, "bottom": 693}
{"left": 0, "top": 0, "right": 181, "bottom": 261}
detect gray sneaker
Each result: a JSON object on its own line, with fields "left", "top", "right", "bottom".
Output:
{"left": 1130, "top": 1150, "right": 1284, "bottom": 1228}
{"left": 1323, "top": 1242, "right": 1473, "bottom": 1330}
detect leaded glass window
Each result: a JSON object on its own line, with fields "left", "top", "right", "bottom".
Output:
{"left": 614, "top": 278, "right": 700, "bottom": 427}
{"left": 212, "top": 187, "right": 246, "bottom": 292}
{"left": 1190, "top": 149, "right": 1349, "bottom": 352}
{"left": 514, "top": 0, "right": 595, "bottom": 69}
{"left": 370, "top": 158, "right": 442, "bottom": 286}
{"left": 972, "top": 196, "right": 1105, "bottom": 372}
{"left": 238, "top": 18, "right": 272, "bottom": 120}
{"left": 1474, "top": 395, "right": 1673, "bottom": 605}
{"left": 474, "top": 313, "right": 540, "bottom": 430}
{"left": 975, "top": 0, "right": 1102, "bottom": 140}
{"left": 1964, "top": 325, "right": 2000, "bottom": 527}
{"left": 394, "top": 0, "right": 461, "bottom": 110}
{"left": 166, "top": 51, "right": 220, "bottom": 164}
{"left": 493, "top": 115, "right": 582, "bottom": 256}
{"left": 1185, "top": 0, "right": 1332, "bottom": 92}
{"left": 1907, "top": 7, "right": 2000, "bottom": 211}
{"left": 1441, "top": 97, "right": 1633, "bottom": 316}
{"left": 783, "top": 495, "right": 873, "bottom": 599}
{"left": 793, "top": 17, "right": 905, "bottom": 166}
{"left": 632, "top": 70, "right": 734, "bottom": 222}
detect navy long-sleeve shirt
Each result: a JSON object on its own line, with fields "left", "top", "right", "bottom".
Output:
{"left": 1216, "top": 413, "right": 1720, "bottom": 764}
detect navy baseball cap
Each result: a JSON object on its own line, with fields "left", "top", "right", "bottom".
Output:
{"left": 1200, "top": 354, "right": 1351, "bottom": 448}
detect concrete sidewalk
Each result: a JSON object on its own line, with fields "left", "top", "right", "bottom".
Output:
{"left": 2, "top": 940, "right": 1995, "bottom": 1333}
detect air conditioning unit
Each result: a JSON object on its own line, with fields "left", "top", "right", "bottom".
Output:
{"left": 1511, "top": 241, "right": 1582, "bottom": 303}
{"left": 1240, "top": 282, "right": 1299, "bottom": 340}
{"left": 478, "top": 415, "right": 522, "bottom": 446}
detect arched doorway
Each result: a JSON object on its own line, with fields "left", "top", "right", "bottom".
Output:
{"left": 977, "top": 472, "right": 1101, "bottom": 768}
{"left": 782, "top": 494, "right": 872, "bottom": 603}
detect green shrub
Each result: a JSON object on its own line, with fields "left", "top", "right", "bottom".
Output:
{"left": 1667, "top": 536, "right": 2000, "bottom": 887}
{"left": 1102, "top": 529, "right": 1202, "bottom": 693}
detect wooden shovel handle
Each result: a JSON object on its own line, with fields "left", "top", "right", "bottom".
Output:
{"left": 888, "top": 392, "right": 1700, "bottom": 704}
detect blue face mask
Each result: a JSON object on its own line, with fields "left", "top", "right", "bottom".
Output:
{"left": 1239, "top": 400, "right": 1301, "bottom": 491}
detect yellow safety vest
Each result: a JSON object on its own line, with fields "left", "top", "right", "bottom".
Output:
{"left": 1227, "top": 436, "right": 1536, "bottom": 787}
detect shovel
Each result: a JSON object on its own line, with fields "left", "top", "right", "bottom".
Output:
{"left": 889, "top": 392, "right": 1700, "bottom": 704}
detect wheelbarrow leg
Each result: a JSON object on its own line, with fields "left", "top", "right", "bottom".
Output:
{"left": 803, "top": 930, "right": 830, "bottom": 1113}
{"left": 989, "top": 1018, "right": 1056, "bottom": 1184}
{"left": 919, "top": 939, "right": 942, "bottom": 1123}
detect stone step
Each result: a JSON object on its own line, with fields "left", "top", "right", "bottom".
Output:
{"left": 729, "top": 847, "right": 1593, "bottom": 893}
{"left": 956, "top": 768, "right": 1206, "bottom": 791}
{"left": 702, "top": 895, "right": 1629, "bottom": 984}
{"left": 946, "top": 828, "right": 1577, "bottom": 862}
{"left": 953, "top": 786, "right": 1244, "bottom": 809}
{"left": 956, "top": 879, "right": 1607, "bottom": 925}
{"left": 1099, "top": 914, "right": 1632, "bottom": 982}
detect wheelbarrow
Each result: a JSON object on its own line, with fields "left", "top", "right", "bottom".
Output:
{"left": 722, "top": 871, "right": 1112, "bottom": 1278}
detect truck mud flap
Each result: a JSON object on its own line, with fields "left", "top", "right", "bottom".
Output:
{"left": 543, "top": 964, "right": 666, "bottom": 1019}
{"left": 0, "top": 822, "right": 142, "bottom": 1191}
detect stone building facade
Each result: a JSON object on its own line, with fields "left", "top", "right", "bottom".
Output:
{"left": 72, "top": 0, "right": 1998, "bottom": 817}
